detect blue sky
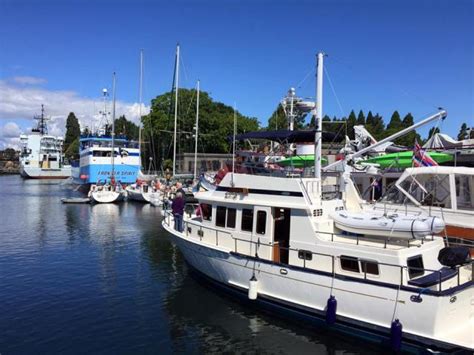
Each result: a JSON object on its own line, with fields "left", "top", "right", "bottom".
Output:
{"left": 0, "top": 0, "right": 472, "bottom": 147}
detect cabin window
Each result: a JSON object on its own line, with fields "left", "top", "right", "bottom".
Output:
{"left": 227, "top": 208, "right": 236, "bottom": 228}
{"left": 361, "top": 260, "right": 379, "bottom": 275}
{"left": 216, "top": 206, "right": 226, "bottom": 227}
{"left": 200, "top": 203, "right": 212, "bottom": 221}
{"left": 241, "top": 208, "right": 254, "bottom": 232}
{"left": 407, "top": 255, "right": 424, "bottom": 279}
{"left": 256, "top": 211, "right": 266, "bottom": 235}
{"left": 340, "top": 256, "right": 360, "bottom": 273}
{"left": 298, "top": 250, "right": 313, "bottom": 261}
{"left": 455, "top": 175, "right": 474, "bottom": 210}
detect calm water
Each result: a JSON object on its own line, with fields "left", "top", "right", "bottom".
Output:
{"left": 0, "top": 175, "right": 385, "bottom": 354}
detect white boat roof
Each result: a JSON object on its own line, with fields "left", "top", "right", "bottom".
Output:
{"left": 195, "top": 173, "right": 311, "bottom": 208}
{"left": 401, "top": 166, "right": 474, "bottom": 178}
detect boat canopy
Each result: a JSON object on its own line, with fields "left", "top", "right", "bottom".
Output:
{"left": 233, "top": 129, "right": 339, "bottom": 143}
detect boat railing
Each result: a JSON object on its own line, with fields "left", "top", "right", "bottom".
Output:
{"left": 316, "top": 228, "right": 436, "bottom": 250}
{"left": 163, "top": 211, "right": 472, "bottom": 293}
{"left": 229, "top": 237, "right": 472, "bottom": 293}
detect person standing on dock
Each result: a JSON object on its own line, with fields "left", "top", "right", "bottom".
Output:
{"left": 172, "top": 192, "right": 185, "bottom": 232}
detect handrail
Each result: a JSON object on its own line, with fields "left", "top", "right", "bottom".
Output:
{"left": 164, "top": 209, "right": 472, "bottom": 292}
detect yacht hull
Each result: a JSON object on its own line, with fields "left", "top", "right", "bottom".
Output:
{"left": 163, "top": 220, "right": 473, "bottom": 353}
{"left": 20, "top": 165, "right": 71, "bottom": 179}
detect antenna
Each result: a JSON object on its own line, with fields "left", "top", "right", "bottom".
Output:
{"left": 33, "top": 104, "right": 50, "bottom": 135}
{"left": 194, "top": 79, "right": 200, "bottom": 180}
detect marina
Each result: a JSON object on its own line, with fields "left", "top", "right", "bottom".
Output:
{"left": 1, "top": 1, "right": 472, "bottom": 354}
{"left": 0, "top": 175, "right": 387, "bottom": 354}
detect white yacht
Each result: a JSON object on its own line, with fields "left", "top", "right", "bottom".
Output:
{"left": 162, "top": 53, "right": 473, "bottom": 352}
{"left": 19, "top": 105, "right": 71, "bottom": 179}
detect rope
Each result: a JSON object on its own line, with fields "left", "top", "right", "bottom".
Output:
{"left": 296, "top": 66, "right": 315, "bottom": 89}
{"left": 324, "top": 65, "right": 345, "bottom": 117}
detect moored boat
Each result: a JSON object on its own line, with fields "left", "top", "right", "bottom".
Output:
{"left": 19, "top": 105, "right": 71, "bottom": 179}
{"left": 162, "top": 53, "right": 473, "bottom": 353}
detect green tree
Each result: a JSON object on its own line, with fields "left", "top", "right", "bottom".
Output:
{"left": 383, "top": 110, "right": 403, "bottom": 139}
{"left": 267, "top": 105, "right": 287, "bottom": 130}
{"left": 427, "top": 127, "right": 440, "bottom": 139}
{"left": 346, "top": 110, "right": 357, "bottom": 139}
{"left": 64, "top": 112, "right": 81, "bottom": 157}
{"left": 356, "top": 110, "right": 365, "bottom": 126}
{"left": 115, "top": 115, "right": 139, "bottom": 140}
{"left": 142, "top": 88, "right": 259, "bottom": 169}
{"left": 457, "top": 123, "right": 469, "bottom": 140}
{"left": 65, "top": 138, "right": 79, "bottom": 161}
{"left": 395, "top": 113, "right": 420, "bottom": 146}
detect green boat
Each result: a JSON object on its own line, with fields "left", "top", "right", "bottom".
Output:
{"left": 364, "top": 151, "right": 453, "bottom": 168}
{"left": 277, "top": 155, "right": 328, "bottom": 168}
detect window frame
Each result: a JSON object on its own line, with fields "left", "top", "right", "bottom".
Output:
{"left": 407, "top": 255, "right": 424, "bottom": 279}
{"left": 256, "top": 210, "right": 267, "bottom": 235}
{"left": 226, "top": 208, "right": 236, "bottom": 229}
{"left": 360, "top": 260, "right": 379, "bottom": 276}
{"left": 241, "top": 208, "right": 254, "bottom": 233}
{"left": 200, "top": 203, "right": 212, "bottom": 221}
{"left": 215, "top": 206, "right": 227, "bottom": 227}
{"left": 340, "top": 255, "right": 360, "bottom": 273}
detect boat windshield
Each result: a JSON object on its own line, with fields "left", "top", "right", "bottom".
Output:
{"left": 388, "top": 173, "right": 452, "bottom": 208}
{"left": 455, "top": 174, "right": 474, "bottom": 210}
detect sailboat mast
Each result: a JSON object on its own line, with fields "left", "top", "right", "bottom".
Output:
{"left": 138, "top": 49, "right": 143, "bottom": 170}
{"left": 314, "top": 52, "right": 324, "bottom": 180}
{"left": 194, "top": 80, "right": 200, "bottom": 180}
{"left": 231, "top": 103, "right": 236, "bottom": 187}
{"left": 172, "top": 43, "right": 180, "bottom": 177}
{"left": 111, "top": 72, "right": 117, "bottom": 178}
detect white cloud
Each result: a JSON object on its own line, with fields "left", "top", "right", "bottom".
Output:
{"left": 0, "top": 122, "right": 21, "bottom": 149}
{"left": 11, "top": 76, "right": 47, "bottom": 85}
{"left": 0, "top": 79, "right": 150, "bottom": 149}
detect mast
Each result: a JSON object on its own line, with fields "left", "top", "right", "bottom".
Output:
{"left": 34, "top": 104, "right": 49, "bottom": 135}
{"left": 314, "top": 52, "right": 324, "bottom": 180}
{"left": 194, "top": 80, "right": 200, "bottom": 180}
{"left": 138, "top": 49, "right": 144, "bottom": 170}
{"left": 172, "top": 43, "right": 180, "bottom": 176}
{"left": 111, "top": 72, "right": 117, "bottom": 178}
{"left": 231, "top": 103, "right": 237, "bottom": 187}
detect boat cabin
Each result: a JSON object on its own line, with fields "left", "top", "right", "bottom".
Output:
{"left": 175, "top": 173, "right": 470, "bottom": 293}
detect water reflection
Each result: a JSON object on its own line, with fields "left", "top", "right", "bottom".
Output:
{"left": 0, "top": 176, "right": 385, "bottom": 354}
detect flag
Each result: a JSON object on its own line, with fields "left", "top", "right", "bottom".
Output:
{"left": 413, "top": 140, "right": 438, "bottom": 167}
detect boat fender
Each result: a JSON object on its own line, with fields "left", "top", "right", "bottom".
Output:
{"left": 325, "top": 295, "right": 337, "bottom": 325}
{"left": 248, "top": 276, "right": 258, "bottom": 300}
{"left": 390, "top": 319, "right": 403, "bottom": 352}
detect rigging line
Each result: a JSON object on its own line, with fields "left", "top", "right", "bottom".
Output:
{"left": 324, "top": 65, "right": 346, "bottom": 117}
{"left": 296, "top": 66, "right": 315, "bottom": 89}
{"left": 180, "top": 53, "right": 190, "bottom": 86}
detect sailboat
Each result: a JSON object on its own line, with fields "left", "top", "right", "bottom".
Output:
{"left": 89, "top": 73, "right": 125, "bottom": 203}
{"left": 162, "top": 53, "right": 473, "bottom": 352}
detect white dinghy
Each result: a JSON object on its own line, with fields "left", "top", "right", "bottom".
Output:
{"left": 331, "top": 211, "right": 445, "bottom": 239}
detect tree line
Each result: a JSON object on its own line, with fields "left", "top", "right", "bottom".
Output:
{"left": 62, "top": 91, "right": 473, "bottom": 164}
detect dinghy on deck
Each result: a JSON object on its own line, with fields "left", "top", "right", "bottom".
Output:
{"left": 331, "top": 211, "right": 445, "bottom": 239}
